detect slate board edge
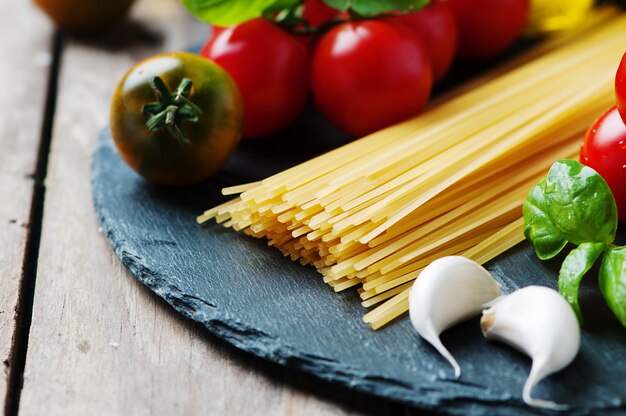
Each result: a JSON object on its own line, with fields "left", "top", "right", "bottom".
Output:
{"left": 92, "top": 128, "right": 610, "bottom": 416}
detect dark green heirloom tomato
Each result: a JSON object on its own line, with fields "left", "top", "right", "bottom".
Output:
{"left": 110, "top": 52, "right": 244, "bottom": 186}
{"left": 34, "top": 0, "right": 135, "bottom": 32}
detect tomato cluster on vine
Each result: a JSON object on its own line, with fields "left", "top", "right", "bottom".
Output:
{"left": 200, "top": 0, "right": 530, "bottom": 139}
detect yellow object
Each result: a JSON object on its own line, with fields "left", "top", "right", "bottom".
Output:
{"left": 525, "top": 0, "right": 595, "bottom": 35}
{"left": 198, "top": 9, "right": 626, "bottom": 330}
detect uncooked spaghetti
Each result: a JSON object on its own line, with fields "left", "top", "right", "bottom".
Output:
{"left": 198, "top": 10, "right": 626, "bottom": 329}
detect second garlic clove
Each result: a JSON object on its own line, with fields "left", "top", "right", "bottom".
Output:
{"left": 409, "top": 256, "right": 501, "bottom": 378}
{"left": 481, "top": 286, "right": 581, "bottom": 410}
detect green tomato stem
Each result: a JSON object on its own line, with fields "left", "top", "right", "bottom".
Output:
{"left": 142, "top": 76, "right": 202, "bottom": 145}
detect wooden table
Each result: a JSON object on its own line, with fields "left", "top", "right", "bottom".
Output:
{"left": 1, "top": 1, "right": 422, "bottom": 414}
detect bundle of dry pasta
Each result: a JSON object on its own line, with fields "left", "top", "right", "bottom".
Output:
{"left": 198, "top": 11, "right": 626, "bottom": 329}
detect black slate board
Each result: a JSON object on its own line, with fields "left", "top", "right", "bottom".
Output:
{"left": 92, "top": 109, "right": 626, "bottom": 414}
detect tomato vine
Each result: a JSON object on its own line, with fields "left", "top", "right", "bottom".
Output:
{"left": 181, "top": 0, "right": 430, "bottom": 27}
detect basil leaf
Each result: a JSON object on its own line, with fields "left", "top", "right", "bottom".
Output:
{"left": 182, "top": 0, "right": 431, "bottom": 24}
{"left": 559, "top": 242, "right": 606, "bottom": 323}
{"left": 523, "top": 178, "right": 568, "bottom": 259}
{"left": 599, "top": 246, "right": 626, "bottom": 328}
{"left": 323, "top": 0, "right": 430, "bottom": 15}
{"left": 524, "top": 160, "right": 618, "bottom": 259}
{"left": 544, "top": 159, "right": 617, "bottom": 244}
{"left": 180, "top": 0, "right": 280, "bottom": 25}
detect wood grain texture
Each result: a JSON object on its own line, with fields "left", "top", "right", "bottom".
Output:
{"left": 0, "top": 0, "right": 53, "bottom": 405}
{"left": 17, "top": 1, "right": 386, "bottom": 414}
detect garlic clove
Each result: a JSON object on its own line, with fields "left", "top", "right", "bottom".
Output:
{"left": 481, "top": 286, "right": 580, "bottom": 410}
{"left": 409, "top": 256, "right": 501, "bottom": 378}
{"left": 412, "top": 318, "right": 463, "bottom": 378}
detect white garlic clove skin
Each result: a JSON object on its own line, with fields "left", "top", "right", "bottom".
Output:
{"left": 481, "top": 286, "right": 581, "bottom": 410}
{"left": 409, "top": 256, "right": 501, "bottom": 378}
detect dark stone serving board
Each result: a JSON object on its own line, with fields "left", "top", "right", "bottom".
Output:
{"left": 92, "top": 106, "right": 626, "bottom": 415}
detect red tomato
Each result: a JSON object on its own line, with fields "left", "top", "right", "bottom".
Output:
{"left": 302, "top": 0, "right": 337, "bottom": 27}
{"left": 311, "top": 20, "right": 432, "bottom": 137}
{"left": 580, "top": 106, "right": 626, "bottom": 222}
{"left": 617, "top": 52, "right": 626, "bottom": 124}
{"left": 387, "top": 0, "right": 458, "bottom": 82}
{"left": 300, "top": 0, "right": 341, "bottom": 50}
{"left": 200, "top": 18, "right": 310, "bottom": 138}
{"left": 448, "top": 0, "right": 529, "bottom": 61}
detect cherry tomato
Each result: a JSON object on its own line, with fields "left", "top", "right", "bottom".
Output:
{"left": 448, "top": 0, "right": 529, "bottom": 61}
{"left": 300, "top": 0, "right": 340, "bottom": 50}
{"left": 311, "top": 20, "right": 432, "bottom": 137}
{"left": 580, "top": 106, "right": 626, "bottom": 222}
{"left": 387, "top": 0, "right": 458, "bottom": 82}
{"left": 302, "top": 0, "right": 338, "bottom": 27}
{"left": 34, "top": 0, "right": 135, "bottom": 32}
{"left": 110, "top": 52, "right": 243, "bottom": 186}
{"left": 200, "top": 18, "right": 310, "bottom": 138}
{"left": 617, "top": 52, "right": 626, "bottom": 124}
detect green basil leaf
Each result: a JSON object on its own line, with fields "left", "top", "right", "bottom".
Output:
{"left": 180, "top": 0, "right": 279, "bottom": 25}
{"left": 559, "top": 242, "right": 606, "bottom": 323}
{"left": 544, "top": 159, "right": 617, "bottom": 244}
{"left": 323, "top": 0, "right": 429, "bottom": 15}
{"left": 523, "top": 179, "right": 568, "bottom": 259}
{"left": 523, "top": 159, "right": 617, "bottom": 259}
{"left": 599, "top": 246, "right": 626, "bottom": 328}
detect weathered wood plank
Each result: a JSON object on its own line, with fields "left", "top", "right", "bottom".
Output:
{"left": 18, "top": 1, "right": 387, "bottom": 414}
{"left": 0, "top": 0, "right": 53, "bottom": 408}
